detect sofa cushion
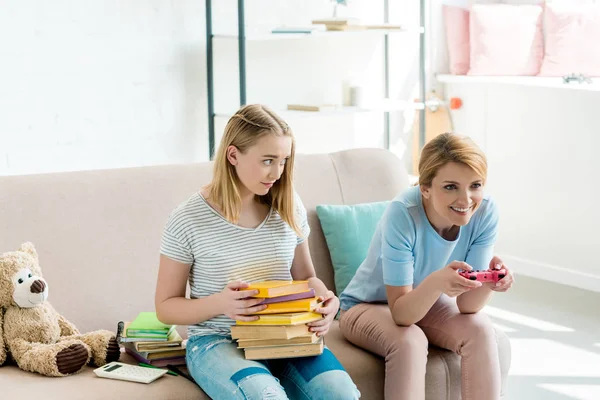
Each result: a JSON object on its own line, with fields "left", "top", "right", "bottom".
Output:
{"left": 316, "top": 201, "right": 390, "bottom": 294}
{"left": 0, "top": 351, "right": 207, "bottom": 400}
{"left": 0, "top": 320, "right": 511, "bottom": 400}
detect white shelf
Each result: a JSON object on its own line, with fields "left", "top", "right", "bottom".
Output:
{"left": 213, "top": 28, "right": 416, "bottom": 41}
{"left": 214, "top": 100, "right": 410, "bottom": 118}
{"left": 436, "top": 74, "right": 600, "bottom": 93}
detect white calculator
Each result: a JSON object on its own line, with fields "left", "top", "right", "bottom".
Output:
{"left": 94, "top": 362, "right": 168, "bottom": 384}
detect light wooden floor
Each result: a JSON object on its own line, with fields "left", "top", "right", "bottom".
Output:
{"left": 486, "top": 275, "right": 600, "bottom": 400}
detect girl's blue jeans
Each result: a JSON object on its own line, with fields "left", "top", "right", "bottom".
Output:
{"left": 186, "top": 334, "right": 361, "bottom": 400}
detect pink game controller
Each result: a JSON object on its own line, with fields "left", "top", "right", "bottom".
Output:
{"left": 458, "top": 268, "right": 506, "bottom": 283}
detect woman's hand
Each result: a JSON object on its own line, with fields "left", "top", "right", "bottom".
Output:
{"left": 486, "top": 256, "right": 515, "bottom": 292}
{"left": 307, "top": 290, "right": 339, "bottom": 337}
{"left": 219, "top": 280, "right": 267, "bottom": 322}
{"left": 432, "top": 261, "right": 482, "bottom": 297}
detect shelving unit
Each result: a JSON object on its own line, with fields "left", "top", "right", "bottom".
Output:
{"left": 205, "top": 0, "right": 427, "bottom": 159}
{"left": 437, "top": 74, "right": 600, "bottom": 92}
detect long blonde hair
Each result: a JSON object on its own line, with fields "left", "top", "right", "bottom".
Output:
{"left": 418, "top": 133, "right": 488, "bottom": 187}
{"left": 207, "top": 104, "right": 303, "bottom": 237}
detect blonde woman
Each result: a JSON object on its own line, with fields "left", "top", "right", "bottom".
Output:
{"left": 339, "top": 133, "right": 514, "bottom": 400}
{"left": 155, "top": 104, "right": 360, "bottom": 400}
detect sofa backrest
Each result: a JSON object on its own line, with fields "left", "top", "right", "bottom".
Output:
{"left": 0, "top": 149, "right": 407, "bottom": 333}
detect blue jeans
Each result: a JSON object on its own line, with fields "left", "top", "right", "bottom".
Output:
{"left": 186, "top": 334, "right": 361, "bottom": 400}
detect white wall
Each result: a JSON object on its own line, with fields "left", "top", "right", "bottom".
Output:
{"left": 0, "top": 0, "right": 207, "bottom": 176}
{"left": 0, "top": 0, "right": 422, "bottom": 176}
{"left": 441, "top": 81, "right": 600, "bottom": 292}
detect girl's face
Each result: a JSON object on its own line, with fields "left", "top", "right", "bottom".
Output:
{"left": 228, "top": 134, "right": 292, "bottom": 197}
{"left": 421, "top": 162, "right": 484, "bottom": 230}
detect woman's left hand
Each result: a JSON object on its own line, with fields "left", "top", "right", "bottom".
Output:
{"left": 488, "top": 255, "right": 514, "bottom": 292}
{"left": 307, "top": 290, "right": 339, "bottom": 337}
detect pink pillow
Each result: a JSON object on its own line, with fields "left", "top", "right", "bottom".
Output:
{"left": 539, "top": 4, "right": 600, "bottom": 77}
{"left": 468, "top": 4, "right": 544, "bottom": 76}
{"left": 443, "top": 5, "right": 470, "bottom": 75}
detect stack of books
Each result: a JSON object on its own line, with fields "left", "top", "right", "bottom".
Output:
{"left": 231, "top": 281, "right": 325, "bottom": 360}
{"left": 119, "top": 312, "right": 186, "bottom": 367}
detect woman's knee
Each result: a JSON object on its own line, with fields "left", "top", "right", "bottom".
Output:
{"left": 389, "top": 324, "right": 429, "bottom": 357}
{"left": 463, "top": 312, "right": 496, "bottom": 342}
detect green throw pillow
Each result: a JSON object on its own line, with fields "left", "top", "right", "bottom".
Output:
{"left": 316, "top": 201, "right": 390, "bottom": 295}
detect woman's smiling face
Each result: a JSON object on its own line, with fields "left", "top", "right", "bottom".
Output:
{"left": 420, "top": 161, "right": 485, "bottom": 231}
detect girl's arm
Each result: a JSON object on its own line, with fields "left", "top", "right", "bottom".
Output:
{"left": 154, "top": 255, "right": 223, "bottom": 325}
{"left": 290, "top": 240, "right": 329, "bottom": 297}
{"left": 155, "top": 255, "right": 266, "bottom": 325}
{"left": 290, "top": 240, "right": 338, "bottom": 337}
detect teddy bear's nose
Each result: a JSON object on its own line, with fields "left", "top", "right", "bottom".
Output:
{"left": 30, "top": 279, "right": 46, "bottom": 294}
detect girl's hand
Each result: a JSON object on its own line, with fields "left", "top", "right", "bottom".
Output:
{"left": 432, "top": 261, "right": 482, "bottom": 297}
{"left": 219, "top": 280, "right": 267, "bottom": 322}
{"left": 307, "top": 290, "right": 339, "bottom": 337}
{"left": 487, "top": 256, "right": 515, "bottom": 292}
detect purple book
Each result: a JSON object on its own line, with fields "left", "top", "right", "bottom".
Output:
{"left": 258, "top": 288, "right": 316, "bottom": 305}
{"left": 124, "top": 347, "right": 187, "bottom": 367}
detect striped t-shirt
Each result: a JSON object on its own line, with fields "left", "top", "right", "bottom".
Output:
{"left": 160, "top": 192, "right": 310, "bottom": 338}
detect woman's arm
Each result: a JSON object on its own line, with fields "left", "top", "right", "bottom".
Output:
{"left": 457, "top": 255, "right": 514, "bottom": 313}
{"left": 387, "top": 261, "right": 482, "bottom": 325}
{"left": 154, "top": 255, "right": 224, "bottom": 325}
{"left": 456, "top": 285, "right": 493, "bottom": 314}
{"left": 386, "top": 279, "right": 442, "bottom": 327}
{"left": 456, "top": 200, "right": 501, "bottom": 314}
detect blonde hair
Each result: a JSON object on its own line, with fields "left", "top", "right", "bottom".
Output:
{"left": 207, "top": 104, "right": 303, "bottom": 237}
{"left": 418, "top": 133, "right": 487, "bottom": 187}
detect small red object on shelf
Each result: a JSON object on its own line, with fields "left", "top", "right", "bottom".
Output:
{"left": 449, "top": 97, "right": 462, "bottom": 110}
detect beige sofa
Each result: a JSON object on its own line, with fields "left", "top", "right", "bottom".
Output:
{"left": 0, "top": 148, "right": 510, "bottom": 400}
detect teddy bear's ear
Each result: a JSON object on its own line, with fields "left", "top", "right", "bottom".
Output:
{"left": 18, "top": 242, "right": 38, "bottom": 260}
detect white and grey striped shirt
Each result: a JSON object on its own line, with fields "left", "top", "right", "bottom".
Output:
{"left": 160, "top": 192, "right": 310, "bottom": 338}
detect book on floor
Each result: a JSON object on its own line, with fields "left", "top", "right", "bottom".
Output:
{"left": 253, "top": 297, "right": 321, "bottom": 315}
{"left": 236, "top": 311, "right": 323, "bottom": 326}
{"left": 259, "top": 288, "right": 316, "bottom": 305}
{"left": 230, "top": 324, "right": 311, "bottom": 340}
{"left": 243, "top": 338, "right": 324, "bottom": 360}
{"left": 246, "top": 280, "right": 310, "bottom": 298}
{"left": 237, "top": 333, "right": 319, "bottom": 349}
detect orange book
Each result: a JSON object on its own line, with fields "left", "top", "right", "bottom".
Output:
{"left": 247, "top": 280, "right": 310, "bottom": 298}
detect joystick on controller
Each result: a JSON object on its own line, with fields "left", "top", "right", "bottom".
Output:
{"left": 458, "top": 268, "right": 506, "bottom": 283}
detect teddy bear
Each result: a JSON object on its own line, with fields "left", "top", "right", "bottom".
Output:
{"left": 0, "top": 242, "right": 120, "bottom": 376}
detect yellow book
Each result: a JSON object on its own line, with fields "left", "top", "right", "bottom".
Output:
{"left": 236, "top": 311, "right": 323, "bottom": 326}
{"left": 247, "top": 280, "right": 310, "bottom": 298}
{"left": 135, "top": 329, "right": 183, "bottom": 352}
{"left": 253, "top": 297, "right": 320, "bottom": 315}
{"left": 237, "top": 333, "right": 318, "bottom": 349}
{"left": 231, "top": 324, "right": 310, "bottom": 340}
{"left": 243, "top": 338, "right": 324, "bottom": 360}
